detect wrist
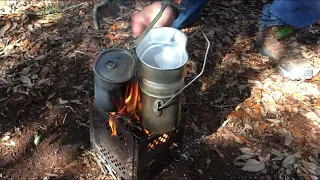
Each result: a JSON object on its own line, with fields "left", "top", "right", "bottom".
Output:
{"left": 169, "top": 4, "right": 180, "bottom": 19}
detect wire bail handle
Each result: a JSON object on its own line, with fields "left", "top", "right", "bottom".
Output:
{"left": 128, "top": 0, "right": 185, "bottom": 50}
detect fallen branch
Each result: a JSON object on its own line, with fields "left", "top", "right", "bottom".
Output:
{"left": 76, "top": 120, "right": 90, "bottom": 128}
{"left": 63, "top": 2, "right": 87, "bottom": 12}
{"left": 93, "top": 0, "right": 112, "bottom": 30}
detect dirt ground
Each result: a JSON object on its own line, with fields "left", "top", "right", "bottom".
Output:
{"left": 1, "top": 1, "right": 320, "bottom": 180}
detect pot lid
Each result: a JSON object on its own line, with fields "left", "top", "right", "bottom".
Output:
{"left": 93, "top": 48, "right": 136, "bottom": 83}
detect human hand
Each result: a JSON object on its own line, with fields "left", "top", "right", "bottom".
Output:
{"left": 131, "top": 1, "right": 177, "bottom": 37}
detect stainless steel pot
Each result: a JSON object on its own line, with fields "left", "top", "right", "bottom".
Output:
{"left": 93, "top": 48, "right": 136, "bottom": 112}
{"left": 135, "top": 28, "right": 210, "bottom": 134}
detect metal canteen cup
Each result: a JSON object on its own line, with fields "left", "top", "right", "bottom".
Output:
{"left": 127, "top": 0, "right": 210, "bottom": 133}
{"left": 135, "top": 28, "right": 210, "bottom": 134}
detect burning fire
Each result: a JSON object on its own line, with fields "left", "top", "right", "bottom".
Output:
{"left": 108, "top": 80, "right": 144, "bottom": 136}
{"left": 109, "top": 116, "right": 117, "bottom": 136}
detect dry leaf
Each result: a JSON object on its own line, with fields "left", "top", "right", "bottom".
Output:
{"left": 20, "top": 74, "right": 32, "bottom": 87}
{"left": 70, "top": 100, "right": 82, "bottom": 105}
{"left": 303, "top": 111, "right": 320, "bottom": 124}
{"left": 3, "top": 132, "right": 12, "bottom": 136}
{"left": 234, "top": 162, "right": 245, "bottom": 166}
{"left": 46, "top": 100, "right": 53, "bottom": 109}
{"left": 301, "top": 160, "right": 320, "bottom": 176}
{"left": 23, "top": 39, "right": 30, "bottom": 48}
{"left": 225, "top": 80, "right": 238, "bottom": 88}
{"left": 282, "top": 155, "right": 295, "bottom": 168}
{"left": 3, "top": 140, "right": 16, "bottom": 146}
{"left": 271, "top": 148, "right": 283, "bottom": 157}
{"left": 34, "top": 135, "right": 41, "bottom": 146}
{"left": 27, "top": 24, "right": 35, "bottom": 33}
{"left": 29, "top": 42, "right": 42, "bottom": 55}
{"left": 193, "top": 49, "right": 201, "bottom": 57}
{"left": 109, "top": 24, "right": 117, "bottom": 31}
{"left": 37, "top": 78, "right": 51, "bottom": 85}
{"left": 241, "top": 159, "right": 265, "bottom": 172}
{"left": 289, "top": 127, "right": 303, "bottom": 138}
{"left": 106, "top": 33, "right": 118, "bottom": 40}
{"left": 58, "top": 98, "right": 69, "bottom": 105}
{"left": 9, "top": 22, "right": 17, "bottom": 32}
{"left": 0, "top": 21, "right": 11, "bottom": 37}
{"left": 236, "top": 135, "right": 253, "bottom": 145}
{"left": 284, "top": 132, "right": 293, "bottom": 146}
{"left": 235, "top": 154, "right": 253, "bottom": 161}
{"left": 1, "top": 135, "right": 10, "bottom": 141}
{"left": 33, "top": 54, "right": 47, "bottom": 61}
{"left": 214, "top": 93, "right": 224, "bottom": 104}
{"left": 213, "top": 147, "right": 225, "bottom": 158}
{"left": 47, "top": 92, "right": 56, "bottom": 99}
{"left": 267, "top": 119, "right": 281, "bottom": 124}
{"left": 228, "top": 109, "right": 248, "bottom": 119}
{"left": 251, "top": 103, "right": 261, "bottom": 115}
{"left": 255, "top": 123, "right": 269, "bottom": 132}
{"left": 272, "top": 156, "right": 285, "bottom": 161}
{"left": 239, "top": 147, "right": 255, "bottom": 155}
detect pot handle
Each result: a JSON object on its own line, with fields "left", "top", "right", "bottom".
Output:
{"left": 157, "top": 29, "right": 211, "bottom": 110}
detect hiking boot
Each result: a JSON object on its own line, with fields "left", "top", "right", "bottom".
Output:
{"left": 255, "top": 25, "right": 314, "bottom": 80}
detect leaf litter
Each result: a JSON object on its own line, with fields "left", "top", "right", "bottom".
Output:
{"left": 1, "top": 0, "right": 320, "bottom": 179}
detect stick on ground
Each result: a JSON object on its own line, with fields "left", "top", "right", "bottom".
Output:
{"left": 93, "top": 0, "right": 112, "bottom": 30}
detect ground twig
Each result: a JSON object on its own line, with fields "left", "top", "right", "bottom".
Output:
{"left": 65, "top": 105, "right": 85, "bottom": 121}
{"left": 184, "top": 135, "right": 205, "bottom": 151}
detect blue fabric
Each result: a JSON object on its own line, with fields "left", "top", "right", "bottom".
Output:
{"left": 258, "top": 0, "right": 320, "bottom": 31}
{"left": 173, "top": 0, "right": 320, "bottom": 32}
{"left": 171, "top": 0, "right": 208, "bottom": 29}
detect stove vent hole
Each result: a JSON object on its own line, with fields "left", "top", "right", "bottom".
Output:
{"left": 106, "top": 125, "right": 111, "bottom": 131}
{"left": 98, "top": 118, "right": 104, "bottom": 123}
{"left": 100, "top": 148, "right": 107, "bottom": 152}
{"left": 147, "top": 133, "right": 171, "bottom": 152}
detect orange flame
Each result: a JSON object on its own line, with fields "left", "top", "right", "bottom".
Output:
{"left": 109, "top": 116, "right": 117, "bottom": 136}
{"left": 107, "top": 80, "right": 145, "bottom": 137}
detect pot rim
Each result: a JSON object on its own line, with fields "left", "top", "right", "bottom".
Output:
{"left": 93, "top": 48, "right": 136, "bottom": 83}
{"left": 135, "top": 27, "right": 188, "bottom": 71}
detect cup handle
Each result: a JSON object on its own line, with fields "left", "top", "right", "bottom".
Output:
{"left": 157, "top": 29, "right": 211, "bottom": 110}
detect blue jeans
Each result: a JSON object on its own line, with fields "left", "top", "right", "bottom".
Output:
{"left": 258, "top": 0, "right": 320, "bottom": 31}
{"left": 171, "top": 0, "right": 208, "bottom": 29}
{"left": 173, "top": 0, "right": 320, "bottom": 31}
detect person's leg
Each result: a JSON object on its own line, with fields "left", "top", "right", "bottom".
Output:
{"left": 256, "top": 0, "right": 320, "bottom": 80}
{"left": 171, "top": 0, "right": 209, "bottom": 29}
{"left": 258, "top": 0, "right": 320, "bottom": 31}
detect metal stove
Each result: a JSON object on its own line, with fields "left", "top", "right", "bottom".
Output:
{"left": 89, "top": 101, "right": 189, "bottom": 180}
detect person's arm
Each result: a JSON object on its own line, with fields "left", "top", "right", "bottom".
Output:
{"left": 131, "top": 1, "right": 177, "bottom": 37}
{"left": 172, "top": 0, "right": 209, "bottom": 29}
{"left": 131, "top": 0, "right": 209, "bottom": 37}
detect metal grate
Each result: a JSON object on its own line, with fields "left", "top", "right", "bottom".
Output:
{"left": 99, "top": 145, "right": 126, "bottom": 175}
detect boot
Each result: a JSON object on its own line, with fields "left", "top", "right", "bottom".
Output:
{"left": 255, "top": 25, "right": 314, "bottom": 80}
